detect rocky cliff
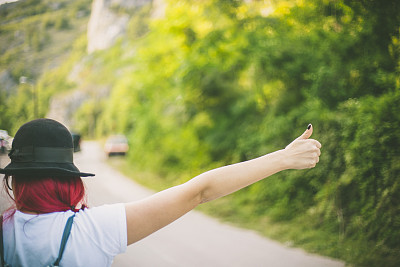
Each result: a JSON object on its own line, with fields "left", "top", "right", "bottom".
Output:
{"left": 47, "top": 0, "right": 166, "bottom": 130}
{"left": 87, "top": 0, "right": 151, "bottom": 53}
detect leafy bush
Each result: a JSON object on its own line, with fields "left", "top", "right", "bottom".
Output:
{"left": 55, "top": 16, "right": 70, "bottom": 30}
{"left": 2, "top": 0, "right": 399, "bottom": 265}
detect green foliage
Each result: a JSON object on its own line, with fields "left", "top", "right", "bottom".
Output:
{"left": 83, "top": 1, "right": 400, "bottom": 264}
{"left": 2, "top": 0, "right": 400, "bottom": 265}
{"left": 94, "top": 0, "right": 400, "bottom": 265}
{"left": 54, "top": 16, "right": 70, "bottom": 30}
{"left": 0, "top": 0, "right": 91, "bottom": 133}
{"left": 0, "top": 91, "right": 12, "bottom": 131}
{"left": 0, "top": 0, "right": 49, "bottom": 21}
{"left": 336, "top": 92, "right": 400, "bottom": 264}
{"left": 126, "top": 4, "right": 151, "bottom": 39}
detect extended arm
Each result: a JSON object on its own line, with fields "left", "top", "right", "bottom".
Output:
{"left": 125, "top": 125, "right": 321, "bottom": 245}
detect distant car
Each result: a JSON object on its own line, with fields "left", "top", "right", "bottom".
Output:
{"left": 104, "top": 134, "right": 129, "bottom": 157}
{"left": 71, "top": 132, "right": 81, "bottom": 152}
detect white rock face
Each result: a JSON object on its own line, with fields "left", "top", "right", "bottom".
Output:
{"left": 87, "top": 0, "right": 128, "bottom": 53}
{"left": 151, "top": 0, "right": 166, "bottom": 19}
{"left": 87, "top": 0, "right": 152, "bottom": 53}
{"left": 48, "top": 0, "right": 165, "bottom": 129}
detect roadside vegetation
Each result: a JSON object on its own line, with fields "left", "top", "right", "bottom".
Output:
{"left": 0, "top": 0, "right": 91, "bottom": 132}
{"left": 1, "top": 0, "right": 399, "bottom": 266}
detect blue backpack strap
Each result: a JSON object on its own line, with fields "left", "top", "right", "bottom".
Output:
{"left": 1, "top": 215, "right": 9, "bottom": 267}
{"left": 1, "top": 214, "right": 4, "bottom": 267}
{"left": 53, "top": 214, "right": 75, "bottom": 266}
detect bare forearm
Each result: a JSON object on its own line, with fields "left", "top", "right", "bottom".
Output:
{"left": 125, "top": 183, "right": 200, "bottom": 244}
{"left": 189, "top": 149, "right": 288, "bottom": 204}
{"left": 188, "top": 125, "right": 321, "bottom": 204}
{"left": 125, "top": 125, "right": 321, "bottom": 245}
{"left": 126, "top": 150, "right": 287, "bottom": 244}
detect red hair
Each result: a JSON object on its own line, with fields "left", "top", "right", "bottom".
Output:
{"left": 4, "top": 175, "right": 87, "bottom": 214}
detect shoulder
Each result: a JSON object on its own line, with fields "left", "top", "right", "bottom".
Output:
{"left": 76, "top": 203, "right": 126, "bottom": 223}
{"left": 71, "top": 203, "right": 127, "bottom": 255}
{"left": 73, "top": 203, "right": 127, "bottom": 239}
{"left": 3, "top": 204, "right": 126, "bottom": 232}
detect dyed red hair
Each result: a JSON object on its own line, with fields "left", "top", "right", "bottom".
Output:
{"left": 4, "top": 175, "right": 87, "bottom": 214}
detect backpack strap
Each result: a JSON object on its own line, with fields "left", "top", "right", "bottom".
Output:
{"left": 0, "top": 215, "right": 9, "bottom": 267}
{"left": 53, "top": 214, "right": 75, "bottom": 267}
{"left": 1, "top": 214, "right": 4, "bottom": 267}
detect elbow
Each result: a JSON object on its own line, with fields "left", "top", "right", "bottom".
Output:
{"left": 195, "top": 189, "right": 207, "bottom": 206}
{"left": 184, "top": 178, "right": 209, "bottom": 206}
{"left": 199, "top": 186, "right": 214, "bottom": 204}
{"left": 199, "top": 197, "right": 209, "bottom": 205}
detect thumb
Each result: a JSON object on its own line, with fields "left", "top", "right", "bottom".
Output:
{"left": 297, "top": 124, "right": 313, "bottom": 140}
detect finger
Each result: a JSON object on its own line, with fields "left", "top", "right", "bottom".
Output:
{"left": 297, "top": 124, "right": 313, "bottom": 140}
{"left": 311, "top": 150, "right": 320, "bottom": 157}
{"left": 314, "top": 140, "right": 322, "bottom": 149}
{"left": 309, "top": 160, "right": 317, "bottom": 168}
{"left": 308, "top": 139, "right": 322, "bottom": 148}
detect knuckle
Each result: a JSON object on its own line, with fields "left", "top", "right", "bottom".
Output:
{"left": 312, "top": 147, "right": 321, "bottom": 156}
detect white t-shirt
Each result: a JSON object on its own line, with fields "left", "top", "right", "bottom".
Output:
{"left": 3, "top": 203, "right": 127, "bottom": 267}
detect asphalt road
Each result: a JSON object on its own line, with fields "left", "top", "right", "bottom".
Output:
{"left": 1, "top": 142, "right": 345, "bottom": 267}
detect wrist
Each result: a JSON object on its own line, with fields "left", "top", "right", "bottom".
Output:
{"left": 266, "top": 149, "right": 290, "bottom": 172}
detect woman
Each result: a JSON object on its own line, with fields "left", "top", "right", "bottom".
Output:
{"left": 1, "top": 118, "right": 321, "bottom": 266}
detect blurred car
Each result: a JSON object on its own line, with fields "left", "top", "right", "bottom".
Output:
{"left": 104, "top": 134, "right": 129, "bottom": 157}
{"left": 0, "top": 130, "right": 12, "bottom": 154}
{"left": 71, "top": 132, "right": 81, "bottom": 152}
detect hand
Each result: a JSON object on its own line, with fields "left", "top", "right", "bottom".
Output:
{"left": 282, "top": 124, "right": 322, "bottom": 170}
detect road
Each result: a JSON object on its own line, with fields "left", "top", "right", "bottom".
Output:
{"left": 1, "top": 141, "right": 345, "bottom": 267}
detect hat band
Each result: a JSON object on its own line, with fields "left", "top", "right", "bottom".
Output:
{"left": 9, "top": 146, "right": 74, "bottom": 163}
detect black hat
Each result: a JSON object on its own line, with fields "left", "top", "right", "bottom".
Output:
{"left": 0, "top": 118, "right": 94, "bottom": 177}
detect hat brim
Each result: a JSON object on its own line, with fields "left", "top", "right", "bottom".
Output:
{"left": 0, "top": 161, "right": 94, "bottom": 177}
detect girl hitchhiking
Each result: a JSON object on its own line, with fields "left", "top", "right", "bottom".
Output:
{"left": 1, "top": 118, "right": 321, "bottom": 266}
